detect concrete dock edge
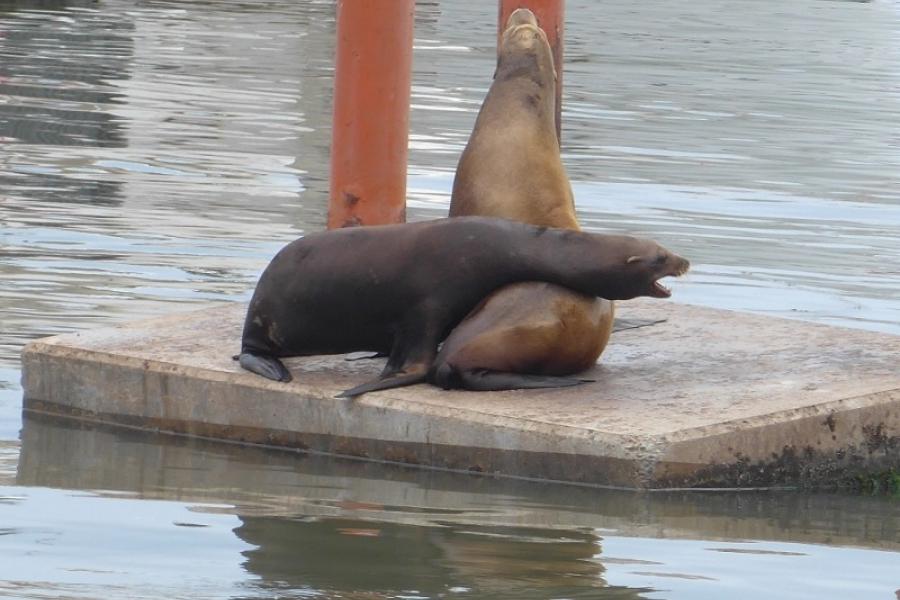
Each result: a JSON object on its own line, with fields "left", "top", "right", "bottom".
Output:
{"left": 20, "top": 300, "right": 900, "bottom": 489}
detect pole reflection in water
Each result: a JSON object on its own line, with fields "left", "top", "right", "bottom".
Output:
{"left": 10, "top": 415, "right": 900, "bottom": 599}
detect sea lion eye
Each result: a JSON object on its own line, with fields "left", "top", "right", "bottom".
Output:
{"left": 654, "top": 253, "right": 667, "bottom": 265}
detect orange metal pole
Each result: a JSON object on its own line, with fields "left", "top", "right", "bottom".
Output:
{"left": 498, "top": 0, "right": 564, "bottom": 142}
{"left": 328, "top": 0, "right": 415, "bottom": 229}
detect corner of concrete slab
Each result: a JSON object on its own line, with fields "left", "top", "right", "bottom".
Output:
{"left": 643, "top": 390, "right": 900, "bottom": 489}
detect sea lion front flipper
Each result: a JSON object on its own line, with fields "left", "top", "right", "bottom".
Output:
{"left": 238, "top": 352, "right": 293, "bottom": 383}
{"left": 462, "top": 370, "right": 588, "bottom": 391}
{"left": 344, "top": 351, "right": 389, "bottom": 362}
{"left": 337, "top": 313, "right": 442, "bottom": 399}
{"left": 336, "top": 367, "right": 428, "bottom": 399}
{"left": 433, "top": 365, "right": 587, "bottom": 391}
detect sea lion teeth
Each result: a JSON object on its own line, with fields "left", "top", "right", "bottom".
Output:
{"left": 652, "top": 281, "right": 671, "bottom": 298}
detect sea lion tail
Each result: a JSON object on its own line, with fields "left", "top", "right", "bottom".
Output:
{"left": 238, "top": 352, "right": 293, "bottom": 383}
{"left": 336, "top": 371, "right": 427, "bottom": 399}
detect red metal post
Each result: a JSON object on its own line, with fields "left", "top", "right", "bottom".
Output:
{"left": 327, "top": 0, "right": 415, "bottom": 229}
{"left": 498, "top": 0, "right": 564, "bottom": 142}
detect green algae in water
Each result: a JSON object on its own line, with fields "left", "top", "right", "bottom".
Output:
{"left": 857, "top": 469, "right": 900, "bottom": 497}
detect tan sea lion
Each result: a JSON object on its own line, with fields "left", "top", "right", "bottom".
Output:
{"left": 436, "top": 8, "right": 616, "bottom": 390}
{"left": 237, "top": 217, "right": 689, "bottom": 398}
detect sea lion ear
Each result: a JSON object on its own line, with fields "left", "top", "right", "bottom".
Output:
{"left": 626, "top": 256, "right": 642, "bottom": 264}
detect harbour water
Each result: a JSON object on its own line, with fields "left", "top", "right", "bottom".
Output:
{"left": 1, "top": 0, "right": 899, "bottom": 597}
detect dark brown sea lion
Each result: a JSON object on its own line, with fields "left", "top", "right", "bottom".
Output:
{"left": 439, "top": 8, "right": 616, "bottom": 390}
{"left": 238, "top": 217, "right": 689, "bottom": 398}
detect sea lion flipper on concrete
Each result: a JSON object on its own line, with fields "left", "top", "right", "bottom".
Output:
{"left": 238, "top": 352, "right": 293, "bottom": 383}
{"left": 344, "top": 351, "right": 389, "bottom": 362}
{"left": 612, "top": 317, "right": 668, "bottom": 333}
{"left": 336, "top": 365, "right": 430, "bottom": 399}
{"left": 431, "top": 363, "right": 587, "bottom": 392}
{"left": 454, "top": 371, "right": 588, "bottom": 392}
{"left": 336, "top": 311, "right": 441, "bottom": 398}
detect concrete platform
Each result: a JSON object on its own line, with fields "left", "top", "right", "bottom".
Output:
{"left": 20, "top": 300, "right": 900, "bottom": 489}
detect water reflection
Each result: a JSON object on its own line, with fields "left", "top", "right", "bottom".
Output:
{"left": 0, "top": 0, "right": 131, "bottom": 149}
{"left": 0, "top": 485, "right": 250, "bottom": 599}
{"left": 237, "top": 518, "right": 629, "bottom": 599}
{"left": 17, "top": 416, "right": 900, "bottom": 550}
{"left": 10, "top": 415, "right": 900, "bottom": 599}
{"left": 3, "top": 0, "right": 900, "bottom": 596}
{"left": 3, "top": 0, "right": 900, "bottom": 364}
{"left": 1, "top": 0, "right": 328, "bottom": 360}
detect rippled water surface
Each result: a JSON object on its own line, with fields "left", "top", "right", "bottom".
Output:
{"left": 1, "top": 0, "right": 899, "bottom": 598}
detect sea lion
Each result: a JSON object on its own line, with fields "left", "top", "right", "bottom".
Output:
{"left": 439, "top": 8, "right": 616, "bottom": 390}
{"left": 451, "top": 8, "right": 574, "bottom": 226}
{"left": 237, "top": 217, "right": 689, "bottom": 398}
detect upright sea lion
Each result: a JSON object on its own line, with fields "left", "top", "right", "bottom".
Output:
{"left": 438, "top": 9, "right": 616, "bottom": 390}
{"left": 451, "top": 8, "right": 574, "bottom": 226}
{"left": 238, "top": 217, "right": 689, "bottom": 398}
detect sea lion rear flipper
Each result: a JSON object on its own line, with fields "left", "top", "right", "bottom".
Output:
{"left": 612, "top": 317, "right": 667, "bottom": 333}
{"left": 344, "top": 351, "right": 389, "bottom": 362}
{"left": 336, "top": 370, "right": 427, "bottom": 399}
{"left": 445, "top": 368, "right": 588, "bottom": 392}
{"left": 238, "top": 352, "right": 293, "bottom": 383}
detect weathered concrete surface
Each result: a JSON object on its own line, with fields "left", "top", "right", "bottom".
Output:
{"left": 20, "top": 300, "right": 900, "bottom": 489}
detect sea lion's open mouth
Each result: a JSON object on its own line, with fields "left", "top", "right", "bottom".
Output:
{"left": 650, "top": 280, "right": 672, "bottom": 298}
{"left": 649, "top": 259, "right": 690, "bottom": 299}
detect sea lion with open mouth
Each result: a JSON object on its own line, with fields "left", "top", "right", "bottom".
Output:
{"left": 237, "top": 216, "right": 688, "bottom": 398}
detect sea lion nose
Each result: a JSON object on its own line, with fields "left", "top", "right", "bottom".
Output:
{"left": 506, "top": 8, "right": 539, "bottom": 29}
{"left": 507, "top": 25, "right": 542, "bottom": 49}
